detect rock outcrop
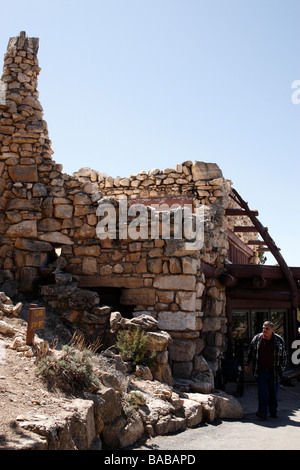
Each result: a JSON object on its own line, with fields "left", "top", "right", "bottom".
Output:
{"left": 0, "top": 291, "right": 243, "bottom": 450}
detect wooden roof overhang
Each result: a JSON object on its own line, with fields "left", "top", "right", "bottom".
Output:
{"left": 228, "top": 188, "right": 299, "bottom": 310}
{"left": 223, "top": 263, "right": 300, "bottom": 307}
{"left": 222, "top": 263, "right": 300, "bottom": 348}
{"left": 221, "top": 188, "right": 300, "bottom": 342}
{"left": 201, "top": 261, "right": 300, "bottom": 308}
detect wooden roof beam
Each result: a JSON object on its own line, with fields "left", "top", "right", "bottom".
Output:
{"left": 246, "top": 240, "right": 280, "bottom": 251}
{"left": 225, "top": 208, "right": 259, "bottom": 216}
{"left": 226, "top": 288, "right": 293, "bottom": 302}
{"left": 225, "top": 264, "right": 300, "bottom": 280}
{"left": 247, "top": 240, "right": 267, "bottom": 245}
{"left": 234, "top": 226, "right": 259, "bottom": 232}
{"left": 256, "top": 248, "right": 272, "bottom": 252}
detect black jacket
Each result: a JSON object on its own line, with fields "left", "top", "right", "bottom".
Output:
{"left": 245, "top": 332, "right": 287, "bottom": 381}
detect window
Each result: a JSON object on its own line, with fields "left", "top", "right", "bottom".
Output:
{"left": 232, "top": 311, "right": 248, "bottom": 340}
{"left": 232, "top": 309, "right": 288, "bottom": 342}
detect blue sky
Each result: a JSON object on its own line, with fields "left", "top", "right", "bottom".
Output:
{"left": 0, "top": 0, "right": 299, "bottom": 266}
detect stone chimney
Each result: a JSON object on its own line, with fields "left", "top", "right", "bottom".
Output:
{"left": 0, "top": 31, "right": 54, "bottom": 184}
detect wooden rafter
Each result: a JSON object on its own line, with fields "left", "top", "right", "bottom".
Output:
{"left": 233, "top": 226, "right": 259, "bottom": 232}
{"left": 225, "top": 208, "right": 259, "bottom": 216}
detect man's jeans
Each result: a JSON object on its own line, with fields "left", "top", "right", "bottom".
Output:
{"left": 256, "top": 370, "right": 280, "bottom": 415}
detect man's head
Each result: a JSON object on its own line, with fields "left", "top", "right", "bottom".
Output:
{"left": 262, "top": 321, "right": 274, "bottom": 340}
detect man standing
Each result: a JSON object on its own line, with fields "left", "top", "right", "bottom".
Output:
{"left": 244, "top": 320, "right": 287, "bottom": 420}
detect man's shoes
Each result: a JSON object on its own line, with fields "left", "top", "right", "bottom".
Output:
{"left": 256, "top": 412, "right": 267, "bottom": 420}
{"left": 270, "top": 412, "right": 278, "bottom": 418}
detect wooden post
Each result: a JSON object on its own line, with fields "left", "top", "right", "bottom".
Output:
{"left": 26, "top": 303, "right": 38, "bottom": 345}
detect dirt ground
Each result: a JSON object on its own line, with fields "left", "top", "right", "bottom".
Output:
{"left": 0, "top": 297, "right": 73, "bottom": 449}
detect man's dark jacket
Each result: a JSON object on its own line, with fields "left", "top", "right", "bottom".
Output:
{"left": 244, "top": 332, "right": 287, "bottom": 381}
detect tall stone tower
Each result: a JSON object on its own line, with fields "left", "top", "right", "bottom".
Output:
{"left": 0, "top": 31, "right": 54, "bottom": 178}
{"left": 0, "top": 32, "right": 61, "bottom": 291}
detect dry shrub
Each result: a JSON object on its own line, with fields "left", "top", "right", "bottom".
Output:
{"left": 36, "top": 345, "right": 100, "bottom": 394}
{"left": 69, "top": 330, "right": 102, "bottom": 354}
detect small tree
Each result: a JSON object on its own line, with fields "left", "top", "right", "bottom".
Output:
{"left": 117, "top": 328, "right": 156, "bottom": 367}
{"left": 258, "top": 247, "right": 267, "bottom": 265}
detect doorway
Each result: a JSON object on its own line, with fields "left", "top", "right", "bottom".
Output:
{"left": 230, "top": 308, "right": 288, "bottom": 382}
{"left": 89, "top": 286, "right": 135, "bottom": 318}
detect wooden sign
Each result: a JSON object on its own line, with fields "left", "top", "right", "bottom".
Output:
{"left": 26, "top": 304, "right": 46, "bottom": 345}
{"left": 28, "top": 307, "right": 45, "bottom": 331}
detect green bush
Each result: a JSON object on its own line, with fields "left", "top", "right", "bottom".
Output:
{"left": 116, "top": 328, "right": 156, "bottom": 367}
{"left": 36, "top": 345, "right": 99, "bottom": 394}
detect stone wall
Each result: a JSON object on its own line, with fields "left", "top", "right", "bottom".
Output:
{"left": 0, "top": 32, "right": 252, "bottom": 382}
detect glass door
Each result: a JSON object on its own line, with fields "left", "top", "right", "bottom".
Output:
{"left": 232, "top": 311, "right": 249, "bottom": 341}
{"left": 270, "top": 310, "right": 287, "bottom": 343}
{"left": 250, "top": 310, "right": 268, "bottom": 337}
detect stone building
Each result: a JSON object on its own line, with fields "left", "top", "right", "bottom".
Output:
{"left": 0, "top": 32, "right": 299, "bottom": 387}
